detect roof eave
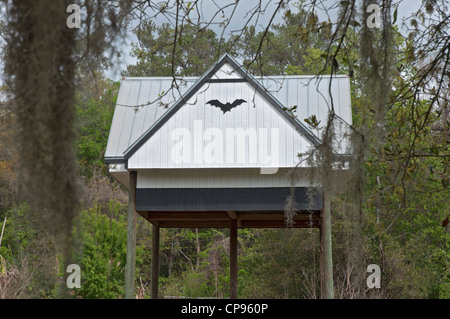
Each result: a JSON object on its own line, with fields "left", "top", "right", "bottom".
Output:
{"left": 104, "top": 157, "right": 126, "bottom": 164}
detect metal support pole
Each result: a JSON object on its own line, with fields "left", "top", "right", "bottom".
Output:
{"left": 151, "top": 224, "right": 160, "bottom": 299}
{"left": 125, "top": 171, "right": 137, "bottom": 299}
{"left": 230, "top": 219, "right": 238, "bottom": 299}
{"left": 320, "top": 192, "right": 334, "bottom": 299}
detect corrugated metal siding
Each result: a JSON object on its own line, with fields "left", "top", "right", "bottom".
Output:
{"left": 136, "top": 168, "right": 316, "bottom": 189}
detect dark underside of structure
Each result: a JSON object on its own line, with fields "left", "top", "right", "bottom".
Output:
{"left": 136, "top": 187, "right": 322, "bottom": 228}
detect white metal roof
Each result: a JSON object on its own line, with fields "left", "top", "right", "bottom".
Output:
{"left": 105, "top": 55, "right": 352, "bottom": 164}
{"left": 105, "top": 77, "right": 196, "bottom": 161}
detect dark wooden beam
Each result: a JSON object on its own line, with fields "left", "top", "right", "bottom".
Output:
{"left": 147, "top": 211, "right": 229, "bottom": 220}
{"left": 239, "top": 220, "right": 318, "bottom": 228}
{"left": 227, "top": 211, "right": 241, "bottom": 227}
{"left": 237, "top": 213, "right": 319, "bottom": 221}
{"left": 137, "top": 210, "right": 320, "bottom": 229}
{"left": 154, "top": 220, "right": 319, "bottom": 228}
{"left": 158, "top": 220, "right": 230, "bottom": 228}
{"left": 226, "top": 211, "right": 238, "bottom": 219}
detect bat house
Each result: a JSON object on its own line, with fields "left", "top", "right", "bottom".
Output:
{"left": 105, "top": 54, "right": 353, "bottom": 299}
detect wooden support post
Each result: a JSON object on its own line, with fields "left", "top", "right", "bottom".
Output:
{"left": 151, "top": 223, "right": 160, "bottom": 299}
{"left": 229, "top": 219, "right": 238, "bottom": 299}
{"left": 125, "top": 171, "right": 137, "bottom": 299}
{"left": 320, "top": 192, "right": 334, "bottom": 299}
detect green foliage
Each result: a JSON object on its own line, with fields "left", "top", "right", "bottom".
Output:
{"left": 125, "top": 22, "right": 232, "bottom": 77}
{"left": 75, "top": 78, "right": 119, "bottom": 171}
{"left": 73, "top": 200, "right": 141, "bottom": 299}
{"left": 359, "top": 94, "right": 450, "bottom": 298}
{"left": 0, "top": 203, "right": 63, "bottom": 298}
{"left": 182, "top": 271, "right": 212, "bottom": 297}
{"left": 233, "top": 8, "right": 332, "bottom": 76}
{"left": 239, "top": 229, "right": 320, "bottom": 299}
{"left": 0, "top": 203, "right": 33, "bottom": 264}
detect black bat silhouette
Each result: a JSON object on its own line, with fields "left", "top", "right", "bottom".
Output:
{"left": 206, "top": 99, "right": 247, "bottom": 114}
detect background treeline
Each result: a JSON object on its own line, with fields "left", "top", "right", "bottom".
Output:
{"left": 0, "top": 8, "right": 448, "bottom": 299}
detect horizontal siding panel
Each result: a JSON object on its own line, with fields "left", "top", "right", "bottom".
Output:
{"left": 136, "top": 169, "right": 316, "bottom": 188}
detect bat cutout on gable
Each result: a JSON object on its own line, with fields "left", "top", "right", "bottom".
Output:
{"left": 206, "top": 99, "right": 247, "bottom": 114}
